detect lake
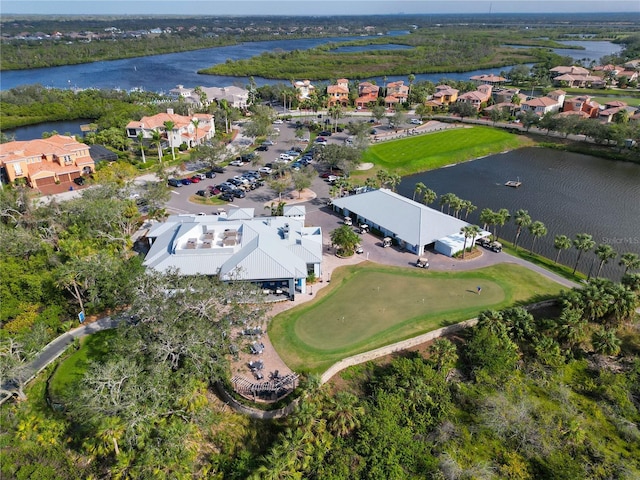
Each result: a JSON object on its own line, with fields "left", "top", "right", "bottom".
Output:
{"left": 398, "top": 147, "right": 640, "bottom": 280}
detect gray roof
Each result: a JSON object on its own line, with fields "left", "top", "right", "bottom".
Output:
{"left": 283, "top": 205, "right": 306, "bottom": 217}
{"left": 144, "top": 214, "right": 322, "bottom": 281}
{"left": 332, "top": 189, "right": 472, "bottom": 247}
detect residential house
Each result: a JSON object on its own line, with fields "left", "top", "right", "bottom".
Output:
{"left": 143, "top": 212, "right": 323, "bottom": 299}
{"left": 549, "top": 65, "right": 590, "bottom": 78}
{"left": 431, "top": 85, "right": 459, "bottom": 105}
{"left": 293, "top": 80, "right": 316, "bottom": 101}
{"left": 169, "top": 85, "right": 249, "bottom": 109}
{"left": 385, "top": 81, "right": 409, "bottom": 107}
{"left": 599, "top": 101, "right": 631, "bottom": 123}
{"left": 327, "top": 78, "right": 350, "bottom": 107}
{"left": 355, "top": 82, "right": 380, "bottom": 109}
{"left": 331, "top": 189, "right": 487, "bottom": 257}
{"left": 563, "top": 95, "right": 600, "bottom": 118}
{"left": 0, "top": 135, "right": 94, "bottom": 189}
{"left": 457, "top": 84, "right": 492, "bottom": 111}
{"left": 470, "top": 73, "right": 507, "bottom": 86}
{"left": 125, "top": 109, "right": 215, "bottom": 150}
{"left": 492, "top": 87, "right": 523, "bottom": 105}
{"left": 521, "top": 94, "right": 563, "bottom": 116}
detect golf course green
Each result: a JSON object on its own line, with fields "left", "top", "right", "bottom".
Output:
{"left": 270, "top": 262, "right": 564, "bottom": 373}
{"left": 360, "top": 126, "right": 532, "bottom": 176}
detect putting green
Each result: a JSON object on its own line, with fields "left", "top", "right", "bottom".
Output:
{"left": 270, "top": 263, "right": 564, "bottom": 373}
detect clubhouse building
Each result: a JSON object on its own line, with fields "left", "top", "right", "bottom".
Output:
{"left": 143, "top": 208, "right": 322, "bottom": 299}
{"left": 331, "top": 189, "right": 488, "bottom": 257}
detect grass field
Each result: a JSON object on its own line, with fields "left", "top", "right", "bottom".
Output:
{"left": 360, "top": 126, "right": 531, "bottom": 176}
{"left": 270, "top": 262, "right": 564, "bottom": 373}
{"left": 48, "top": 329, "right": 117, "bottom": 401}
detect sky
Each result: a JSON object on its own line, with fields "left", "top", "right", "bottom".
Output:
{"left": 2, "top": 0, "right": 639, "bottom": 16}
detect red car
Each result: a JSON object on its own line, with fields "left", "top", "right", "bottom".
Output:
{"left": 208, "top": 185, "right": 221, "bottom": 195}
{"left": 190, "top": 176, "right": 201, "bottom": 183}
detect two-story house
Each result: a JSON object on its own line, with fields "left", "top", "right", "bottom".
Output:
{"left": 0, "top": 135, "right": 94, "bottom": 189}
{"left": 470, "top": 73, "right": 507, "bottom": 86}
{"left": 355, "top": 82, "right": 380, "bottom": 109}
{"left": 125, "top": 109, "right": 215, "bottom": 149}
{"left": 520, "top": 91, "right": 564, "bottom": 116}
{"left": 293, "top": 80, "right": 316, "bottom": 101}
{"left": 563, "top": 95, "right": 600, "bottom": 118}
{"left": 384, "top": 81, "right": 409, "bottom": 108}
{"left": 327, "top": 78, "right": 350, "bottom": 107}
{"left": 169, "top": 85, "right": 249, "bottom": 109}
{"left": 457, "top": 84, "right": 492, "bottom": 111}
{"left": 432, "top": 85, "right": 459, "bottom": 105}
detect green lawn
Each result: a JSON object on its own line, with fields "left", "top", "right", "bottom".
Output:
{"left": 48, "top": 329, "right": 117, "bottom": 401}
{"left": 360, "top": 126, "right": 531, "bottom": 176}
{"left": 270, "top": 263, "right": 564, "bottom": 373}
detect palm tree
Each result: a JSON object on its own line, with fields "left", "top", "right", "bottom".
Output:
{"left": 479, "top": 208, "right": 496, "bottom": 232}
{"left": 450, "top": 195, "right": 463, "bottom": 218}
{"left": 572, "top": 233, "right": 595, "bottom": 275}
{"left": 513, "top": 209, "right": 531, "bottom": 251}
{"left": 325, "top": 392, "right": 364, "bottom": 438}
{"left": 462, "top": 200, "right": 477, "bottom": 220}
{"left": 190, "top": 117, "right": 200, "bottom": 148}
{"left": 460, "top": 225, "right": 474, "bottom": 259}
{"left": 428, "top": 338, "right": 458, "bottom": 373}
{"left": 528, "top": 221, "right": 547, "bottom": 253}
{"left": 413, "top": 182, "right": 426, "bottom": 201}
{"left": 151, "top": 128, "right": 163, "bottom": 162}
{"left": 594, "top": 244, "right": 617, "bottom": 278}
{"left": 439, "top": 192, "right": 453, "bottom": 213}
{"left": 136, "top": 131, "right": 146, "bottom": 163}
{"left": 619, "top": 252, "right": 640, "bottom": 275}
{"left": 163, "top": 120, "right": 176, "bottom": 161}
{"left": 553, "top": 234, "right": 572, "bottom": 264}
{"left": 422, "top": 188, "right": 437, "bottom": 206}
{"left": 407, "top": 73, "right": 416, "bottom": 102}
{"left": 592, "top": 326, "right": 621, "bottom": 356}
{"left": 467, "top": 224, "right": 482, "bottom": 250}
{"left": 495, "top": 208, "right": 511, "bottom": 240}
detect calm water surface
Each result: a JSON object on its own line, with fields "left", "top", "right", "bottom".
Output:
{"left": 398, "top": 147, "right": 640, "bottom": 279}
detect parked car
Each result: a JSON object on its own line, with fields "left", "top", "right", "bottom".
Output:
{"left": 210, "top": 165, "right": 225, "bottom": 173}
{"left": 262, "top": 140, "right": 275, "bottom": 146}
{"left": 231, "top": 188, "right": 246, "bottom": 198}
{"left": 168, "top": 178, "right": 183, "bottom": 187}
{"left": 181, "top": 178, "right": 192, "bottom": 185}
{"left": 208, "top": 185, "right": 221, "bottom": 195}
{"left": 273, "top": 119, "right": 284, "bottom": 124}
{"left": 315, "top": 136, "right": 327, "bottom": 144}
{"left": 218, "top": 182, "right": 235, "bottom": 192}
{"left": 205, "top": 170, "right": 217, "bottom": 178}
{"left": 190, "top": 176, "right": 201, "bottom": 183}
{"left": 73, "top": 176, "right": 86, "bottom": 186}
{"left": 256, "top": 145, "right": 269, "bottom": 151}
{"left": 219, "top": 192, "right": 235, "bottom": 202}
{"left": 196, "top": 189, "right": 210, "bottom": 197}
{"left": 278, "top": 153, "right": 293, "bottom": 162}
{"left": 229, "top": 159, "right": 243, "bottom": 167}
{"left": 319, "top": 130, "right": 332, "bottom": 136}
{"left": 193, "top": 173, "right": 207, "bottom": 180}
{"left": 259, "top": 166, "right": 273, "bottom": 175}
{"left": 410, "top": 118, "right": 423, "bottom": 125}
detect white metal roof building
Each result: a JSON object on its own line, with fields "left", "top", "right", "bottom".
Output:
{"left": 143, "top": 211, "right": 322, "bottom": 298}
{"left": 331, "top": 189, "right": 484, "bottom": 256}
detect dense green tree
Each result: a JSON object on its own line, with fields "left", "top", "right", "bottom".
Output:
{"left": 330, "top": 225, "right": 361, "bottom": 256}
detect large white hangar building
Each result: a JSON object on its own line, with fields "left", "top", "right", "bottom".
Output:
{"left": 331, "top": 189, "right": 487, "bottom": 257}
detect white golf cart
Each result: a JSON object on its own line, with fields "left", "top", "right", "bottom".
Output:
{"left": 416, "top": 257, "right": 429, "bottom": 268}
{"left": 359, "top": 224, "right": 369, "bottom": 234}
{"left": 344, "top": 216, "right": 353, "bottom": 226}
{"left": 382, "top": 237, "right": 392, "bottom": 248}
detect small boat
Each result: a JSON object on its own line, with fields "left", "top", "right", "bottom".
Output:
{"left": 505, "top": 177, "right": 522, "bottom": 188}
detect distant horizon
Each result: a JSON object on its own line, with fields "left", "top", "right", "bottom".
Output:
{"left": 2, "top": 1, "right": 639, "bottom": 17}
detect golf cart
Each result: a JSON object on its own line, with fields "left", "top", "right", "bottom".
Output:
{"left": 359, "top": 224, "right": 370, "bottom": 234}
{"left": 416, "top": 257, "right": 429, "bottom": 268}
{"left": 489, "top": 241, "right": 503, "bottom": 253}
{"left": 355, "top": 245, "right": 364, "bottom": 254}
{"left": 382, "top": 237, "right": 392, "bottom": 248}
{"left": 344, "top": 216, "right": 353, "bottom": 226}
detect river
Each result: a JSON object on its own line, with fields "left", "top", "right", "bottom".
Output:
{"left": 398, "top": 147, "right": 640, "bottom": 280}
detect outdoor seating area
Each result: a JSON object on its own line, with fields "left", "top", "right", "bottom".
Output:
{"left": 231, "top": 373, "right": 300, "bottom": 401}
{"left": 250, "top": 341, "right": 265, "bottom": 354}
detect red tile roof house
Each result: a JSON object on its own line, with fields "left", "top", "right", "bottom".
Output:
{"left": 563, "top": 95, "right": 601, "bottom": 118}
{"left": 432, "top": 85, "right": 459, "bottom": 105}
{"left": 355, "top": 82, "right": 380, "bottom": 109}
{"left": 386, "top": 81, "right": 409, "bottom": 102}
{"left": 520, "top": 95, "right": 563, "bottom": 116}
{"left": 456, "top": 84, "right": 492, "bottom": 111}
{"left": 126, "top": 109, "right": 215, "bottom": 150}
{"left": 470, "top": 73, "right": 508, "bottom": 86}
{"left": 599, "top": 101, "right": 630, "bottom": 123}
{"left": 327, "top": 78, "right": 350, "bottom": 107}
{"left": 0, "top": 135, "right": 95, "bottom": 189}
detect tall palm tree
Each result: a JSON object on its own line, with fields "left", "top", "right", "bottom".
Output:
{"left": 572, "top": 233, "right": 595, "bottom": 275}
{"left": 422, "top": 188, "right": 437, "bottom": 206}
{"left": 467, "top": 224, "right": 482, "bottom": 250}
{"left": 413, "top": 182, "right": 426, "bottom": 201}
{"left": 428, "top": 338, "right": 458, "bottom": 373}
{"left": 190, "top": 117, "right": 200, "bottom": 148}
{"left": 528, "top": 220, "right": 547, "bottom": 253}
{"left": 513, "top": 209, "right": 531, "bottom": 251}
{"left": 136, "top": 131, "right": 146, "bottom": 163}
{"left": 594, "top": 244, "right": 617, "bottom": 278}
{"left": 163, "top": 120, "right": 176, "bottom": 161}
{"left": 451, "top": 195, "right": 464, "bottom": 218}
{"left": 495, "top": 208, "right": 511, "bottom": 240}
{"left": 151, "top": 129, "right": 163, "bottom": 162}
{"left": 619, "top": 252, "right": 640, "bottom": 275}
{"left": 462, "top": 200, "right": 477, "bottom": 220}
{"left": 553, "top": 234, "right": 572, "bottom": 264}
{"left": 479, "top": 208, "right": 496, "bottom": 232}
{"left": 325, "top": 392, "right": 364, "bottom": 438}
{"left": 407, "top": 73, "right": 416, "bottom": 102}
{"left": 460, "top": 225, "right": 474, "bottom": 259}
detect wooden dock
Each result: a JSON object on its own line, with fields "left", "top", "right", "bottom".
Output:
{"left": 505, "top": 180, "right": 522, "bottom": 188}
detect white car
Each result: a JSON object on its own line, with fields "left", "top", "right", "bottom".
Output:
{"left": 273, "top": 119, "right": 284, "bottom": 124}
{"left": 259, "top": 166, "right": 272, "bottom": 175}
{"left": 229, "top": 159, "right": 243, "bottom": 167}
{"left": 410, "top": 118, "right": 422, "bottom": 125}
{"left": 278, "top": 153, "right": 293, "bottom": 162}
